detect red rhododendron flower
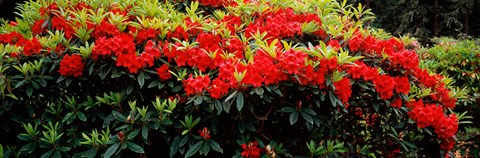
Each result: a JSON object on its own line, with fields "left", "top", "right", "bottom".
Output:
{"left": 0, "top": 32, "right": 25, "bottom": 45}
{"left": 156, "top": 65, "right": 171, "bottom": 81}
{"left": 390, "top": 98, "right": 403, "bottom": 108}
{"left": 220, "top": 15, "right": 243, "bottom": 33}
{"left": 348, "top": 33, "right": 364, "bottom": 52}
{"left": 344, "top": 60, "right": 377, "bottom": 81}
{"left": 373, "top": 75, "right": 395, "bottom": 99}
{"left": 167, "top": 26, "right": 189, "bottom": 40}
{"left": 209, "top": 78, "right": 231, "bottom": 99}
{"left": 389, "top": 50, "right": 419, "bottom": 70}
{"left": 32, "top": 19, "right": 46, "bottom": 35}
{"left": 241, "top": 141, "right": 262, "bottom": 158}
{"left": 327, "top": 39, "right": 341, "bottom": 51}
{"left": 183, "top": 75, "right": 211, "bottom": 96}
{"left": 198, "top": 127, "right": 211, "bottom": 140}
{"left": 51, "top": 16, "right": 75, "bottom": 39}
{"left": 116, "top": 53, "right": 144, "bottom": 74}
{"left": 136, "top": 28, "right": 158, "bottom": 44}
{"left": 92, "top": 20, "right": 120, "bottom": 38}
{"left": 334, "top": 78, "right": 352, "bottom": 103}
{"left": 394, "top": 76, "right": 410, "bottom": 95}
{"left": 59, "top": 54, "right": 84, "bottom": 77}
{"left": 23, "top": 38, "right": 42, "bottom": 56}
{"left": 440, "top": 138, "right": 455, "bottom": 152}
{"left": 278, "top": 49, "right": 307, "bottom": 74}
{"left": 40, "top": 2, "right": 59, "bottom": 16}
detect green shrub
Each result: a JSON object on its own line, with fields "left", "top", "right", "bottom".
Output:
{"left": 0, "top": 0, "right": 463, "bottom": 157}
{"left": 419, "top": 37, "right": 480, "bottom": 157}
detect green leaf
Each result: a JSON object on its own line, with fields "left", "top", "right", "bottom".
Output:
{"left": 77, "top": 112, "right": 87, "bottom": 122}
{"left": 40, "top": 149, "right": 53, "bottom": 158}
{"left": 210, "top": 140, "right": 223, "bottom": 154}
{"left": 372, "top": 103, "right": 379, "bottom": 112}
{"left": 127, "top": 129, "right": 140, "bottom": 140}
{"left": 84, "top": 148, "right": 97, "bottom": 158}
{"left": 20, "top": 142, "right": 36, "bottom": 154}
{"left": 148, "top": 80, "right": 159, "bottom": 88}
{"left": 171, "top": 86, "right": 182, "bottom": 92}
{"left": 127, "top": 141, "right": 145, "bottom": 154}
{"left": 301, "top": 111, "right": 314, "bottom": 124}
{"left": 223, "top": 100, "right": 232, "bottom": 113}
{"left": 62, "top": 112, "right": 75, "bottom": 124}
{"left": 289, "top": 111, "right": 299, "bottom": 125}
{"left": 194, "top": 96, "right": 203, "bottom": 105}
{"left": 200, "top": 141, "right": 211, "bottom": 155}
{"left": 26, "top": 87, "right": 33, "bottom": 97}
{"left": 112, "top": 111, "right": 126, "bottom": 122}
{"left": 138, "top": 71, "right": 145, "bottom": 87}
{"left": 170, "top": 136, "right": 181, "bottom": 157}
{"left": 214, "top": 100, "right": 223, "bottom": 115}
{"left": 104, "top": 143, "right": 119, "bottom": 158}
{"left": 302, "top": 108, "right": 316, "bottom": 115}
{"left": 53, "top": 150, "right": 61, "bottom": 158}
{"left": 141, "top": 125, "right": 148, "bottom": 140}
{"left": 185, "top": 141, "right": 203, "bottom": 158}
{"left": 236, "top": 92, "right": 244, "bottom": 111}
{"left": 281, "top": 107, "right": 296, "bottom": 113}
{"left": 254, "top": 87, "right": 264, "bottom": 95}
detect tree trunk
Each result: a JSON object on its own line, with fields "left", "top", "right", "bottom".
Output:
{"left": 433, "top": 0, "right": 440, "bottom": 36}
{"left": 463, "top": 15, "right": 469, "bottom": 34}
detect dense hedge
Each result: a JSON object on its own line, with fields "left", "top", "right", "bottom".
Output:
{"left": 0, "top": 0, "right": 463, "bottom": 157}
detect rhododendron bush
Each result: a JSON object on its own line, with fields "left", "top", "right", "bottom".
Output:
{"left": 0, "top": 0, "right": 463, "bottom": 157}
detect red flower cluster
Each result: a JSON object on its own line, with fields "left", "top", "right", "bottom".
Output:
{"left": 344, "top": 60, "right": 377, "bottom": 81}
{"left": 373, "top": 75, "right": 395, "bottom": 100}
{"left": 408, "top": 100, "right": 458, "bottom": 139}
{"left": 278, "top": 49, "right": 307, "bottom": 74}
{"left": 136, "top": 28, "right": 158, "bottom": 44}
{"left": 156, "top": 65, "right": 171, "bottom": 81}
{"left": 51, "top": 16, "right": 75, "bottom": 39}
{"left": 23, "top": 38, "right": 43, "bottom": 56}
{"left": 241, "top": 141, "right": 262, "bottom": 158}
{"left": 32, "top": 19, "right": 47, "bottom": 35}
{"left": 183, "top": 75, "right": 211, "bottom": 96}
{"left": 59, "top": 54, "right": 84, "bottom": 77}
{"left": 334, "top": 78, "right": 352, "bottom": 103}
{"left": 0, "top": 32, "right": 25, "bottom": 45}
{"left": 245, "top": 8, "right": 321, "bottom": 39}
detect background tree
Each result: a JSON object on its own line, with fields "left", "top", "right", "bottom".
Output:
{"left": 345, "top": 0, "right": 480, "bottom": 44}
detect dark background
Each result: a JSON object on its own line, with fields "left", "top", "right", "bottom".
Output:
{"left": 0, "top": 0, "right": 27, "bottom": 21}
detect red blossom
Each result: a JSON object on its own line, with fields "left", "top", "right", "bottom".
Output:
{"left": 373, "top": 75, "right": 395, "bottom": 99}
{"left": 348, "top": 33, "right": 364, "bottom": 52}
{"left": 23, "top": 38, "right": 43, "bottom": 56}
{"left": 390, "top": 98, "right": 403, "bottom": 108}
{"left": 241, "top": 141, "right": 262, "bottom": 158}
{"left": 208, "top": 78, "right": 231, "bottom": 99}
{"left": 394, "top": 76, "right": 410, "bottom": 95}
{"left": 278, "top": 49, "right": 307, "bottom": 75}
{"left": 183, "top": 75, "right": 211, "bottom": 96}
{"left": 51, "top": 16, "right": 75, "bottom": 39}
{"left": 198, "top": 127, "right": 211, "bottom": 140}
{"left": 32, "top": 19, "right": 46, "bottom": 35}
{"left": 156, "top": 65, "right": 171, "bottom": 81}
{"left": 59, "top": 54, "right": 84, "bottom": 77}
{"left": 334, "top": 78, "right": 352, "bottom": 103}
{"left": 136, "top": 28, "right": 158, "bottom": 44}
{"left": 116, "top": 52, "right": 144, "bottom": 74}
{"left": 327, "top": 39, "right": 341, "bottom": 51}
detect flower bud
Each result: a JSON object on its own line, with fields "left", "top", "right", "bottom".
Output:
{"left": 117, "top": 131, "right": 124, "bottom": 140}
